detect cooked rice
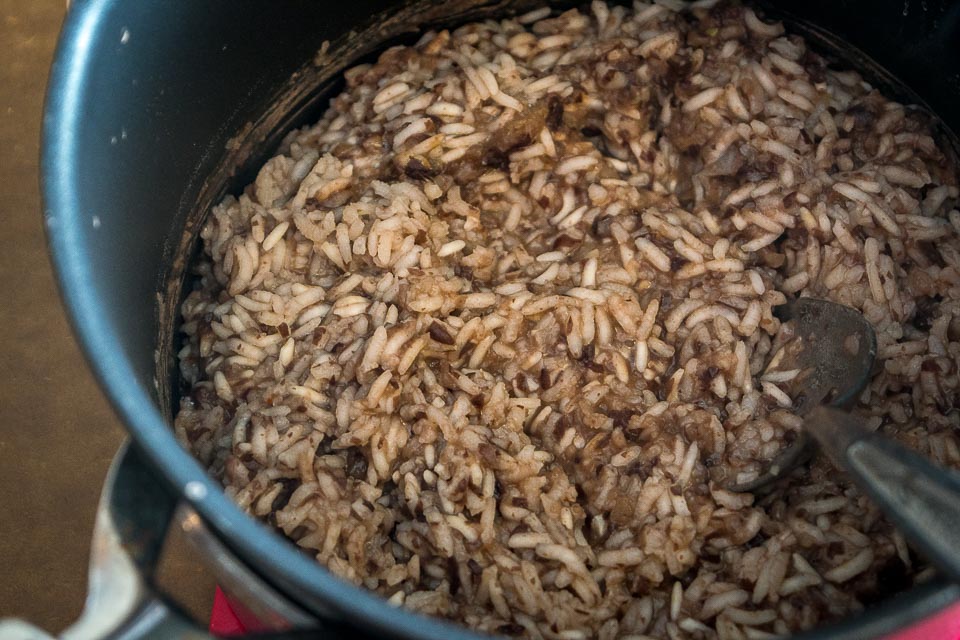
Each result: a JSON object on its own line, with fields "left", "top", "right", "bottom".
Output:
{"left": 175, "top": 2, "right": 960, "bottom": 638}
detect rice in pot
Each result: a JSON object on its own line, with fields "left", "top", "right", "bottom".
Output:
{"left": 175, "top": 2, "right": 960, "bottom": 638}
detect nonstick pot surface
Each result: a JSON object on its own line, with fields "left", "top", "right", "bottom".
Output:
{"left": 43, "top": 1, "right": 960, "bottom": 638}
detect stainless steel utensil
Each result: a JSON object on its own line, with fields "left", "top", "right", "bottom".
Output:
{"left": 806, "top": 405, "right": 960, "bottom": 583}
{"left": 727, "top": 298, "right": 876, "bottom": 493}
{"left": 731, "top": 298, "right": 960, "bottom": 583}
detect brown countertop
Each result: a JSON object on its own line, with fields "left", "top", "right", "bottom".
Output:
{"left": 0, "top": 1, "right": 214, "bottom": 630}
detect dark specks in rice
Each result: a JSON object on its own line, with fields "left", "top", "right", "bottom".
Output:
{"left": 176, "top": 2, "right": 960, "bottom": 638}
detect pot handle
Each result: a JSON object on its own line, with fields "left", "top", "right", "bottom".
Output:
{"left": 0, "top": 442, "right": 331, "bottom": 640}
{"left": 0, "top": 441, "right": 205, "bottom": 639}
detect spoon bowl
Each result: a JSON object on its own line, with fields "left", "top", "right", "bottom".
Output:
{"left": 727, "top": 298, "right": 877, "bottom": 493}
{"left": 725, "top": 298, "right": 960, "bottom": 584}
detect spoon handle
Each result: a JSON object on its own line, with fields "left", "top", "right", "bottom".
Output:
{"left": 806, "top": 406, "right": 960, "bottom": 584}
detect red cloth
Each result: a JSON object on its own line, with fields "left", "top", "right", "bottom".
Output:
{"left": 883, "top": 602, "right": 960, "bottom": 640}
{"left": 209, "top": 586, "right": 246, "bottom": 636}
{"left": 209, "top": 585, "right": 960, "bottom": 638}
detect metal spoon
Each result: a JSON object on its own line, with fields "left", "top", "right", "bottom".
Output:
{"left": 727, "top": 298, "right": 877, "bottom": 494}
{"left": 729, "top": 298, "right": 960, "bottom": 583}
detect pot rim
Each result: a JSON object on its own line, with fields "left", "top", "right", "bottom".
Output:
{"left": 41, "top": 1, "right": 960, "bottom": 638}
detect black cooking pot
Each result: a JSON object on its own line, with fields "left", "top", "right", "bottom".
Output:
{"left": 30, "top": 0, "right": 960, "bottom": 638}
